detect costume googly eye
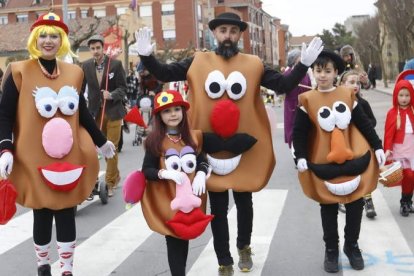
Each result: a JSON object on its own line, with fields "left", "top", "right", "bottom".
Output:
{"left": 226, "top": 71, "right": 246, "bottom": 101}
{"left": 57, "top": 86, "right": 79, "bottom": 116}
{"left": 205, "top": 70, "right": 226, "bottom": 99}
{"left": 165, "top": 148, "right": 181, "bottom": 171}
{"left": 317, "top": 106, "right": 335, "bottom": 132}
{"left": 332, "top": 101, "right": 351, "bottom": 130}
{"left": 33, "top": 87, "right": 58, "bottom": 118}
{"left": 180, "top": 153, "right": 196, "bottom": 174}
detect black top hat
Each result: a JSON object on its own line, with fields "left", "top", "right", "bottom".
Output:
{"left": 315, "top": 49, "right": 345, "bottom": 74}
{"left": 208, "top": 12, "right": 247, "bottom": 31}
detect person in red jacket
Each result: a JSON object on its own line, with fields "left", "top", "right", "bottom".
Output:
{"left": 384, "top": 79, "right": 414, "bottom": 216}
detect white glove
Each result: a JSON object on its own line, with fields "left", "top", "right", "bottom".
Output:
{"left": 0, "top": 152, "right": 13, "bottom": 179}
{"left": 135, "top": 27, "right": 155, "bottom": 56}
{"left": 99, "top": 141, "right": 116, "bottom": 159}
{"left": 300, "top": 37, "right": 324, "bottom": 67}
{"left": 375, "top": 149, "right": 386, "bottom": 167}
{"left": 297, "top": 158, "right": 308, "bottom": 172}
{"left": 192, "top": 171, "right": 206, "bottom": 196}
{"left": 160, "top": 169, "right": 184, "bottom": 185}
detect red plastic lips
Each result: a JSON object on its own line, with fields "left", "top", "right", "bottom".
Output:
{"left": 0, "top": 179, "right": 17, "bottom": 225}
{"left": 38, "top": 162, "right": 85, "bottom": 192}
{"left": 166, "top": 208, "right": 214, "bottom": 240}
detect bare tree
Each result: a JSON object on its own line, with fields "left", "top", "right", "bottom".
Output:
{"left": 68, "top": 17, "right": 102, "bottom": 54}
{"left": 376, "top": 0, "right": 414, "bottom": 61}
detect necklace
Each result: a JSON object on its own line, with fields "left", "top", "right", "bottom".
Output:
{"left": 38, "top": 59, "right": 60, "bottom": 79}
{"left": 166, "top": 133, "right": 182, "bottom": 144}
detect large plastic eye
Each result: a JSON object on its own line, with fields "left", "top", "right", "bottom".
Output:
{"left": 317, "top": 106, "right": 335, "bottom": 132}
{"left": 165, "top": 155, "right": 181, "bottom": 171}
{"left": 332, "top": 101, "right": 351, "bottom": 130}
{"left": 33, "top": 87, "right": 58, "bottom": 118}
{"left": 180, "top": 153, "right": 196, "bottom": 174}
{"left": 57, "top": 86, "right": 79, "bottom": 116}
{"left": 226, "top": 71, "right": 246, "bottom": 100}
{"left": 205, "top": 70, "right": 226, "bottom": 99}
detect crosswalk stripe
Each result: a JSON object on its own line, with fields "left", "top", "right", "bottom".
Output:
{"left": 0, "top": 198, "right": 98, "bottom": 255}
{"left": 188, "top": 189, "right": 288, "bottom": 275}
{"left": 338, "top": 189, "right": 414, "bottom": 275}
{"left": 0, "top": 171, "right": 105, "bottom": 255}
{"left": 51, "top": 203, "right": 152, "bottom": 275}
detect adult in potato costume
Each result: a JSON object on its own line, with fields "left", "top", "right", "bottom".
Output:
{"left": 136, "top": 12, "right": 323, "bottom": 274}
{"left": 292, "top": 50, "right": 385, "bottom": 273}
{"left": 0, "top": 13, "right": 115, "bottom": 276}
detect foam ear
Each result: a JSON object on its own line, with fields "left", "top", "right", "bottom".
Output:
{"left": 122, "top": 171, "right": 146, "bottom": 204}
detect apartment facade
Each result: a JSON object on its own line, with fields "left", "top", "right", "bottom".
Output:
{"left": 0, "top": 0, "right": 284, "bottom": 70}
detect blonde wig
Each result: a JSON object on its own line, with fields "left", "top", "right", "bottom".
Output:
{"left": 27, "top": 25, "right": 76, "bottom": 59}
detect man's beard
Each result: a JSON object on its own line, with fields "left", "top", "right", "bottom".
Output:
{"left": 215, "top": 39, "right": 239, "bottom": 59}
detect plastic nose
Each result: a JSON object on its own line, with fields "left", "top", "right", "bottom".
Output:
{"left": 326, "top": 128, "right": 354, "bottom": 164}
{"left": 42, "top": 117, "right": 73, "bottom": 158}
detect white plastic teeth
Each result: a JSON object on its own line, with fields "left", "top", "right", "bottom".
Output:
{"left": 324, "top": 175, "right": 361, "bottom": 196}
{"left": 206, "top": 154, "right": 242, "bottom": 175}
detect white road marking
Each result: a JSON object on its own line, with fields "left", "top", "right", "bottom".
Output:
{"left": 339, "top": 189, "right": 414, "bottom": 275}
{"left": 188, "top": 189, "right": 288, "bottom": 275}
{"left": 51, "top": 203, "right": 152, "bottom": 275}
{"left": 0, "top": 171, "right": 105, "bottom": 254}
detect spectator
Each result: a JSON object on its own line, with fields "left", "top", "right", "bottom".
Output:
{"left": 81, "top": 34, "right": 127, "bottom": 197}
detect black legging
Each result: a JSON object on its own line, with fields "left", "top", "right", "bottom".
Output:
{"left": 33, "top": 207, "right": 76, "bottom": 245}
{"left": 166, "top": 235, "right": 189, "bottom": 276}
{"left": 208, "top": 190, "right": 253, "bottom": 266}
{"left": 320, "top": 198, "right": 364, "bottom": 249}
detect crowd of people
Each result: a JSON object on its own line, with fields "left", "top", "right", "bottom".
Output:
{"left": 0, "top": 9, "right": 413, "bottom": 276}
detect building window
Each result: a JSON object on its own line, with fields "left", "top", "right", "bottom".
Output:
{"left": 0, "top": 16, "right": 8, "bottom": 24}
{"left": 139, "top": 5, "right": 152, "bottom": 17}
{"left": 94, "top": 9, "right": 106, "bottom": 18}
{"left": 17, "top": 14, "right": 28, "bottom": 22}
{"left": 68, "top": 10, "right": 76, "bottom": 19}
{"left": 163, "top": 29, "right": 176, "bottom": 40}
{"left": 81, "top": 10, "right": 88, "bottom": 18}
{"left": 117, "top": 7, "right": 128, "bottom": 15}
{"left": 161, "top": 3, "right": 174, "bottom": 16}
{"left": 217, "top": 0, "right": 224, "bottom": 3}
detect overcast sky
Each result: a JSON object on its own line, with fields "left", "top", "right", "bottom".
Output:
{"left": 261, "top": 0, "right": 378, "bottom": 36}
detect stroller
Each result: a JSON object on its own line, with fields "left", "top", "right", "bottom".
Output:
{"left": 124, "top": 94, "right": 153, "bottom": 146}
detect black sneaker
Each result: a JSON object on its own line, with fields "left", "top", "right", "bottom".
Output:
{"left": 400, "top": 202, "right": 410, "bottom": 217}
{"left": 343, "top": 243, "right": 364, "bottom": 270}
{"left": 364, "top": 198, "right": 377, "bottom": 218}
{"left": 37, "top": 264, "right": 52, "bottom": 276}
{"left": 324, "top": 248, "right": 339, "bottom": 273}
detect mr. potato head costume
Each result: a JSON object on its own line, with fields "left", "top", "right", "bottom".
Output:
{"left": 137, "top": 12, "right": 323, "bottom": 269}
{"left": 0, "top": 12, "right": 114, "bottom": 276}
{"left": 292, "top": 50, "right": 383, "bottom": 204}
{"left": 292, "top": 50, "right": 385, "bottom": 271}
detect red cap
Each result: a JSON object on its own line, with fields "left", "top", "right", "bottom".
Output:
{"left": 153, "top": 90, "right": 189, "bottom": 114}
{"left": 31, "top": 12, "right": 69, "bottom": 34}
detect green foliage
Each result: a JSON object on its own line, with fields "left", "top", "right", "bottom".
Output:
{"left": 319, "top": 23, "right": 355, "bottom": 51}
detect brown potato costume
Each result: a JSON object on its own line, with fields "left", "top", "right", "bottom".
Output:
{"left": 9, "top": 60, "right": 99, "bottom": 210}
{"left": 297, "top": 86, "right": 379, "bottom": 204}
{"left": 186, "top": 51, "right": 275, "bottom": 192}
{"left": 141, "top": 130, "right": 210, "bottom": 238}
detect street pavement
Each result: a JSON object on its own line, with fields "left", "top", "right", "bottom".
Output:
{"left": 1, "top": 87, "right": 414, "bottom": 275}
